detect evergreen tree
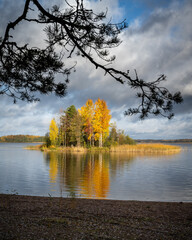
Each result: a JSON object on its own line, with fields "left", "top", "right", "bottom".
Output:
{"left": 60, "top": 105, "right": 83, "bottom": 146}
{"left": 70, "top": 110, "right": 83, "bottom": 147}
{"left": 44, "top": 133, "right": 51, "bottom": 147}
{"left": 60, "top": 112, "right": 68, "bottom": 147}
{"left": 108, "top": 123, "right": 118, "bottom": 145}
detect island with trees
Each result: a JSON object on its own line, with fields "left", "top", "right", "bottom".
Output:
{"left": 0, "top": 98, "right": 181, "bottom": 153}
{"left": 31, "top": 98, "right": 180, "bottom": 153}
{"left": 46, "top": 98, "right": 136, "bottom": 149}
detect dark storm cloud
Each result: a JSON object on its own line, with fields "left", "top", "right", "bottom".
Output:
{"left": 174, "top": 95, "right": 192, "bottom": 115}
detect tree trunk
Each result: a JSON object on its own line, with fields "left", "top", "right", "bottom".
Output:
{"left": 77, "top": 135, "right": 80, "bottom": 147}
{"left": 99, "top": 133, "right": 102, "bottom": 147}
{"left": 92, "top": 134, "right": 94, "bottom": 147}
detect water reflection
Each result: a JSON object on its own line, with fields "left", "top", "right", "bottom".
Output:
{"left": 1, "top": 143, "right": 191, "bottom": 201}
{"left": 80, "top": 153, "right": 110, "bottom": 198}
{"left": 44, "top": 151, "right": 180, "bottom": 199}
{"left": 48, "top": 152, "right": 58, "bottom": 183}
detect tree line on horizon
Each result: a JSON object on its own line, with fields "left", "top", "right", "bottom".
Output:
{"left": 47, "top": 98, "right": 135, "bottom": 148}
{"left": 0, "top": 135, "right": 44, "bottom": 143}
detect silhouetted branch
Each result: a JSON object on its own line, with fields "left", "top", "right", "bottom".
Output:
{"left": 0, "top": 0, "right": 183, "bottom": 118}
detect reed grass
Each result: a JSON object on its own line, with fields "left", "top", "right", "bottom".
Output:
{"left": 25, "top": 143, "right": 181, "bottom": 154}
{"left": 58, "top": 146, "right": 87, "bottom": 152}
{"left": 41, "top": 146, "right": 87, "bottom": 153}
{"left": 110, "top": 143, "right": 181, "bottom": 153}
{"left": 25, "top": 144, "right": 43, "bottom": 150}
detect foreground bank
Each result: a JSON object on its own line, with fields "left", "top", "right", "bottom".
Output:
{"left": 0, "top": 194, "right": 191, "bottom": 240}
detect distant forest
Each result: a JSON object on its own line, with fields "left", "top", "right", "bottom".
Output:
{"left": 0, "top": 135, "right": 44, "bottom": 143}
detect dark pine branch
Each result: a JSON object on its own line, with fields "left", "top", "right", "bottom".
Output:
{"left": 0, "top": 0, "right": 183, "bottom": 118}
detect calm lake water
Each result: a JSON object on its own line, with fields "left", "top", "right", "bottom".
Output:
{"left": 0, "top": 143, "right": 191, "bottom": 202}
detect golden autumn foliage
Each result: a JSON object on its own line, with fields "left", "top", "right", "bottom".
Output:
{"left": 93, "top": 98, "right": 111, "bottom": 147}
{"left": 49, "top": 118, "right": 58, "bottom": 146}
{"left": 47, "top": 98, "right": 135, "bottom": 148}
{"left": 78, "top": 98, "right": 111, "bottom": 147}
{"left": 79, "top": 99, "right": 95, "bottom": 144}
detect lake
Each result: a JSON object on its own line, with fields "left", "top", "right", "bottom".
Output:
{"left": 0, "top": 143, "right": 191, "bottom": 202}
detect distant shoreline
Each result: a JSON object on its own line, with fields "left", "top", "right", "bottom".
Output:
{"left": 0, "top": 142, "right": 44, "bottom": 143}
{"left": 0, "top": 134, "right": 191, "bottom": 144}
{"left": 0, "top": 134, "right": 44, "bottom": 143}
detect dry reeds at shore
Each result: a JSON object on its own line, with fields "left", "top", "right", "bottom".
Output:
{"left": 25, "top": 143, "right": 181, "bottom": 154}
{"left": 110, "top": 144, "right": 181, "bottom": 153}
{"left": 25, "top": 145, "right": 86, "bottom": 152}
{"left": 57, "top": 146, "right": 86, "bottom": 152}
{"left": 41, "top": 145, "right": 87, "bottom": 153}
{"left": 25, "top": 144, "right": 42, "bottom": 150}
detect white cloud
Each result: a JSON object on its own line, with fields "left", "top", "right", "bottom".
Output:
{"left": 0, "top": 0, "right": 192, "bottom": 139}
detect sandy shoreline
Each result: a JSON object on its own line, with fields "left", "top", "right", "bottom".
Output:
{"left": 0, "top": 194, "right": 192, "bottom": 239}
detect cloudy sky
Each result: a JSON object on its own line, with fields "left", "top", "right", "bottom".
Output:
{"left": 0, "top": 0, "right": 192, "bottom": 139}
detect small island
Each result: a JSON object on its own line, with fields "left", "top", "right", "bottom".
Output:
{"left": 24, "top": 99, "right": 181, "bottom": 154}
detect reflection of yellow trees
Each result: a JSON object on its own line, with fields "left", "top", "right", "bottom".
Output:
{"left": 93, "top": 154, "right": 110, "bottom": 198}
{"left": 46, "top": 152, "right": 134, "bottom": 198}
{"left": 45, "top": 150, "right": 180, "bottom": 198}
{"left": 49, "top": 152, "right": 58, "bottom": 183}
{"left": 80, "top": 153, "right": 110, "bottom": 198}
{"left": 62, "top": 153, "right": 84, "bottom": 192}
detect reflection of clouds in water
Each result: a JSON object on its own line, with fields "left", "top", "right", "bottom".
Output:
{"left": 135, "top": 152, "right": 181, "bottom": 163}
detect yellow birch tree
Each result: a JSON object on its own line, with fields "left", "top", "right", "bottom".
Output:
{"left": 93, "top": 98, "right": 111, "bottom": 147}
{"left": 49, "top": 118, "right": 58, "bottom": 146}
{"left": 79, "top": 99, "right": 95, "bottom": 146}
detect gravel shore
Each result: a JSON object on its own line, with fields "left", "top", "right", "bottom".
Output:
{"left": 0, "top": 194, "right": 192, "bottom": 239}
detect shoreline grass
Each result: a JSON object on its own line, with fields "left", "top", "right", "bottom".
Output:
{"left": 24, "top": 144, "right": 43, "bottom": 150}
{"left": 110, "top": 143, "right": 181, "bottom": 153}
